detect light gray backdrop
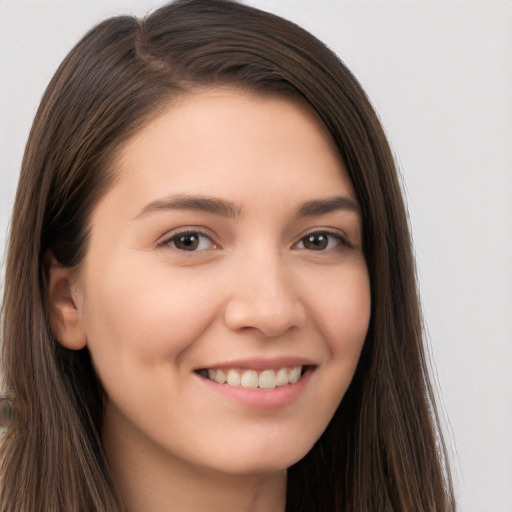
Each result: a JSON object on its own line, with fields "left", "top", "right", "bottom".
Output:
{"left": 1, "top": 1, "right": 511, "bottom": 510}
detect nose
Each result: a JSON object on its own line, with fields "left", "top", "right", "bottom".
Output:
{"left": 223, "top": 251, "right": 306, "bottom": 337}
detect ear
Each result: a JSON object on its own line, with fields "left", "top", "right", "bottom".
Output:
{"left": 44, "top": 250, "right": 87, "bottom": 350}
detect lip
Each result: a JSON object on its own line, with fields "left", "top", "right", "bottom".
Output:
{"left": 196, "top": 356, "right": 317, "bottom": 371}
{"left": 195, "top": 364, "right": 316, "bottom": 411}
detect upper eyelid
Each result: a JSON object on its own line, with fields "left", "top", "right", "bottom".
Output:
{"left": 156, "top": 227, "right": 218, "bottom": 248}
{"left": 155, "top": 226, "right": 354, "bottom": 249}
{"left": 295, "top": 227, "right": 350, "bottom": 241}
{"left": 292, "top": 228, "right": 355, "bottom": 250}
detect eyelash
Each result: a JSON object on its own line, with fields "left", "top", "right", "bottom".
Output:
{"left": 293, "top": 230, "right": 354, "bottom": 251}
{"left": 158, "top": 228, "right": 353, "bottom": 253}
{"left": 158, "top": 229, "right": 217, "bottom": 252}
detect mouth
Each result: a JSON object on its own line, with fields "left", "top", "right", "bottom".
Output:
{"left": 195, "top": 365, "right": 313, "bottom": 390}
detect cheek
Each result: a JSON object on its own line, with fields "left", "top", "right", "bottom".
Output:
{"left": 308, "top": 262, "right": 370, "bottom": 402}
{"left": 312, "top": 262, "right": 371, "bottom": 355}
{"left": 79, "top": 255, "right": 219, "bottom": 373}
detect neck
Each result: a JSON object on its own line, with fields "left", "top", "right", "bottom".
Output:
{"left": 102, "top": 409, "right": 287, "bottom": 512}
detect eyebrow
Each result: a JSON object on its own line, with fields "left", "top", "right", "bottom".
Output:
{"left": 136, "top": 194, "right": 242, "bottom": 219}
{"left": 298, "top": 196, "right": 361, "bottom": 217}
{"left": 135, "top": 193, "right": 360, "bottom": 220}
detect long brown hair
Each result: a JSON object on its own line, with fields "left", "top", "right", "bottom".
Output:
{"left": 1, "top": 1, "right": 455, "bottom": 510}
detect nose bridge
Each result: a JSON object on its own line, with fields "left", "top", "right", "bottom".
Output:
{"left": 223, "top": 246, "right": 306, "bottom": 336}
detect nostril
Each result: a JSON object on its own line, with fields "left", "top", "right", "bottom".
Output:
{"left": 224, "top": 295, "right": 306, "bottom": 337}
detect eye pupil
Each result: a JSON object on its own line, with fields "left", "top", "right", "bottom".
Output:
{"left": 303, "top": 233, "right": 329, "bottom": 250}
{"left": 174, "top": 233, "right": 199, "bottom": 251}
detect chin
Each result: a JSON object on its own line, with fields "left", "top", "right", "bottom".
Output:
{"left": 206, "top": 439, "right": 315, "bottom": 476}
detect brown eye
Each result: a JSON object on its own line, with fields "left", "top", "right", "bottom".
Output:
{"left": 302, "top": 233, "right": 329, "bottom": 250}
{"left": 166, "top": 231, "right": 214, "bottom": 251}
{"left": 295, "top": 231, "right": 352, "bottom": 251}
{"left": 174, "top": 233, "right": 199, "bottom": 250}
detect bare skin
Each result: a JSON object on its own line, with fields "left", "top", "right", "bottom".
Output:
{"left": 103, "top": 411, "right": 286, "bottom": 512}
{"left": 47, "top": 89, "right": 370, "bottom": 511}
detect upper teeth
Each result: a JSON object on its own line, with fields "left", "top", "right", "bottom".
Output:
{"left": 204, "top": 366, "right": 303, "bottom": 389}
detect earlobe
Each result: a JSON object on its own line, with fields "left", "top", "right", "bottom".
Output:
{"left": 44, "top": 250, "right": 87, "bottom": 350}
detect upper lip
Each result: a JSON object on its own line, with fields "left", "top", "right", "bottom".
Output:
{"left": 196, "top": 357, "right": 317, "bottom": 371}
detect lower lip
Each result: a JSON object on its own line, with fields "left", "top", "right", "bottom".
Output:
{"left": 197, "top": 369, "right": 314, "bottom": 410}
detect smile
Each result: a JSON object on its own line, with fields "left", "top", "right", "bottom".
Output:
{"left": 196, "top": 366, "right": 309, "bottom": 389}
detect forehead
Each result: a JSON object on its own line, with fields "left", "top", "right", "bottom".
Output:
{"left": 93, "top": 87, "right": 356, "bottom": 227}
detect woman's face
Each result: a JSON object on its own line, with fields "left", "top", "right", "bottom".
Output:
{"left": 71, "top": 89, "right": 370, "bottom": 475}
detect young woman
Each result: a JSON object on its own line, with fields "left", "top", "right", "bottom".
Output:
{"left": 0, "top": 1, "right": 455, "bottom": 510}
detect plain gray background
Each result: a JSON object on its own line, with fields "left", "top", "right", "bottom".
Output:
{"left": 1, "top": 1, "right": 511, "bottom": 510}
